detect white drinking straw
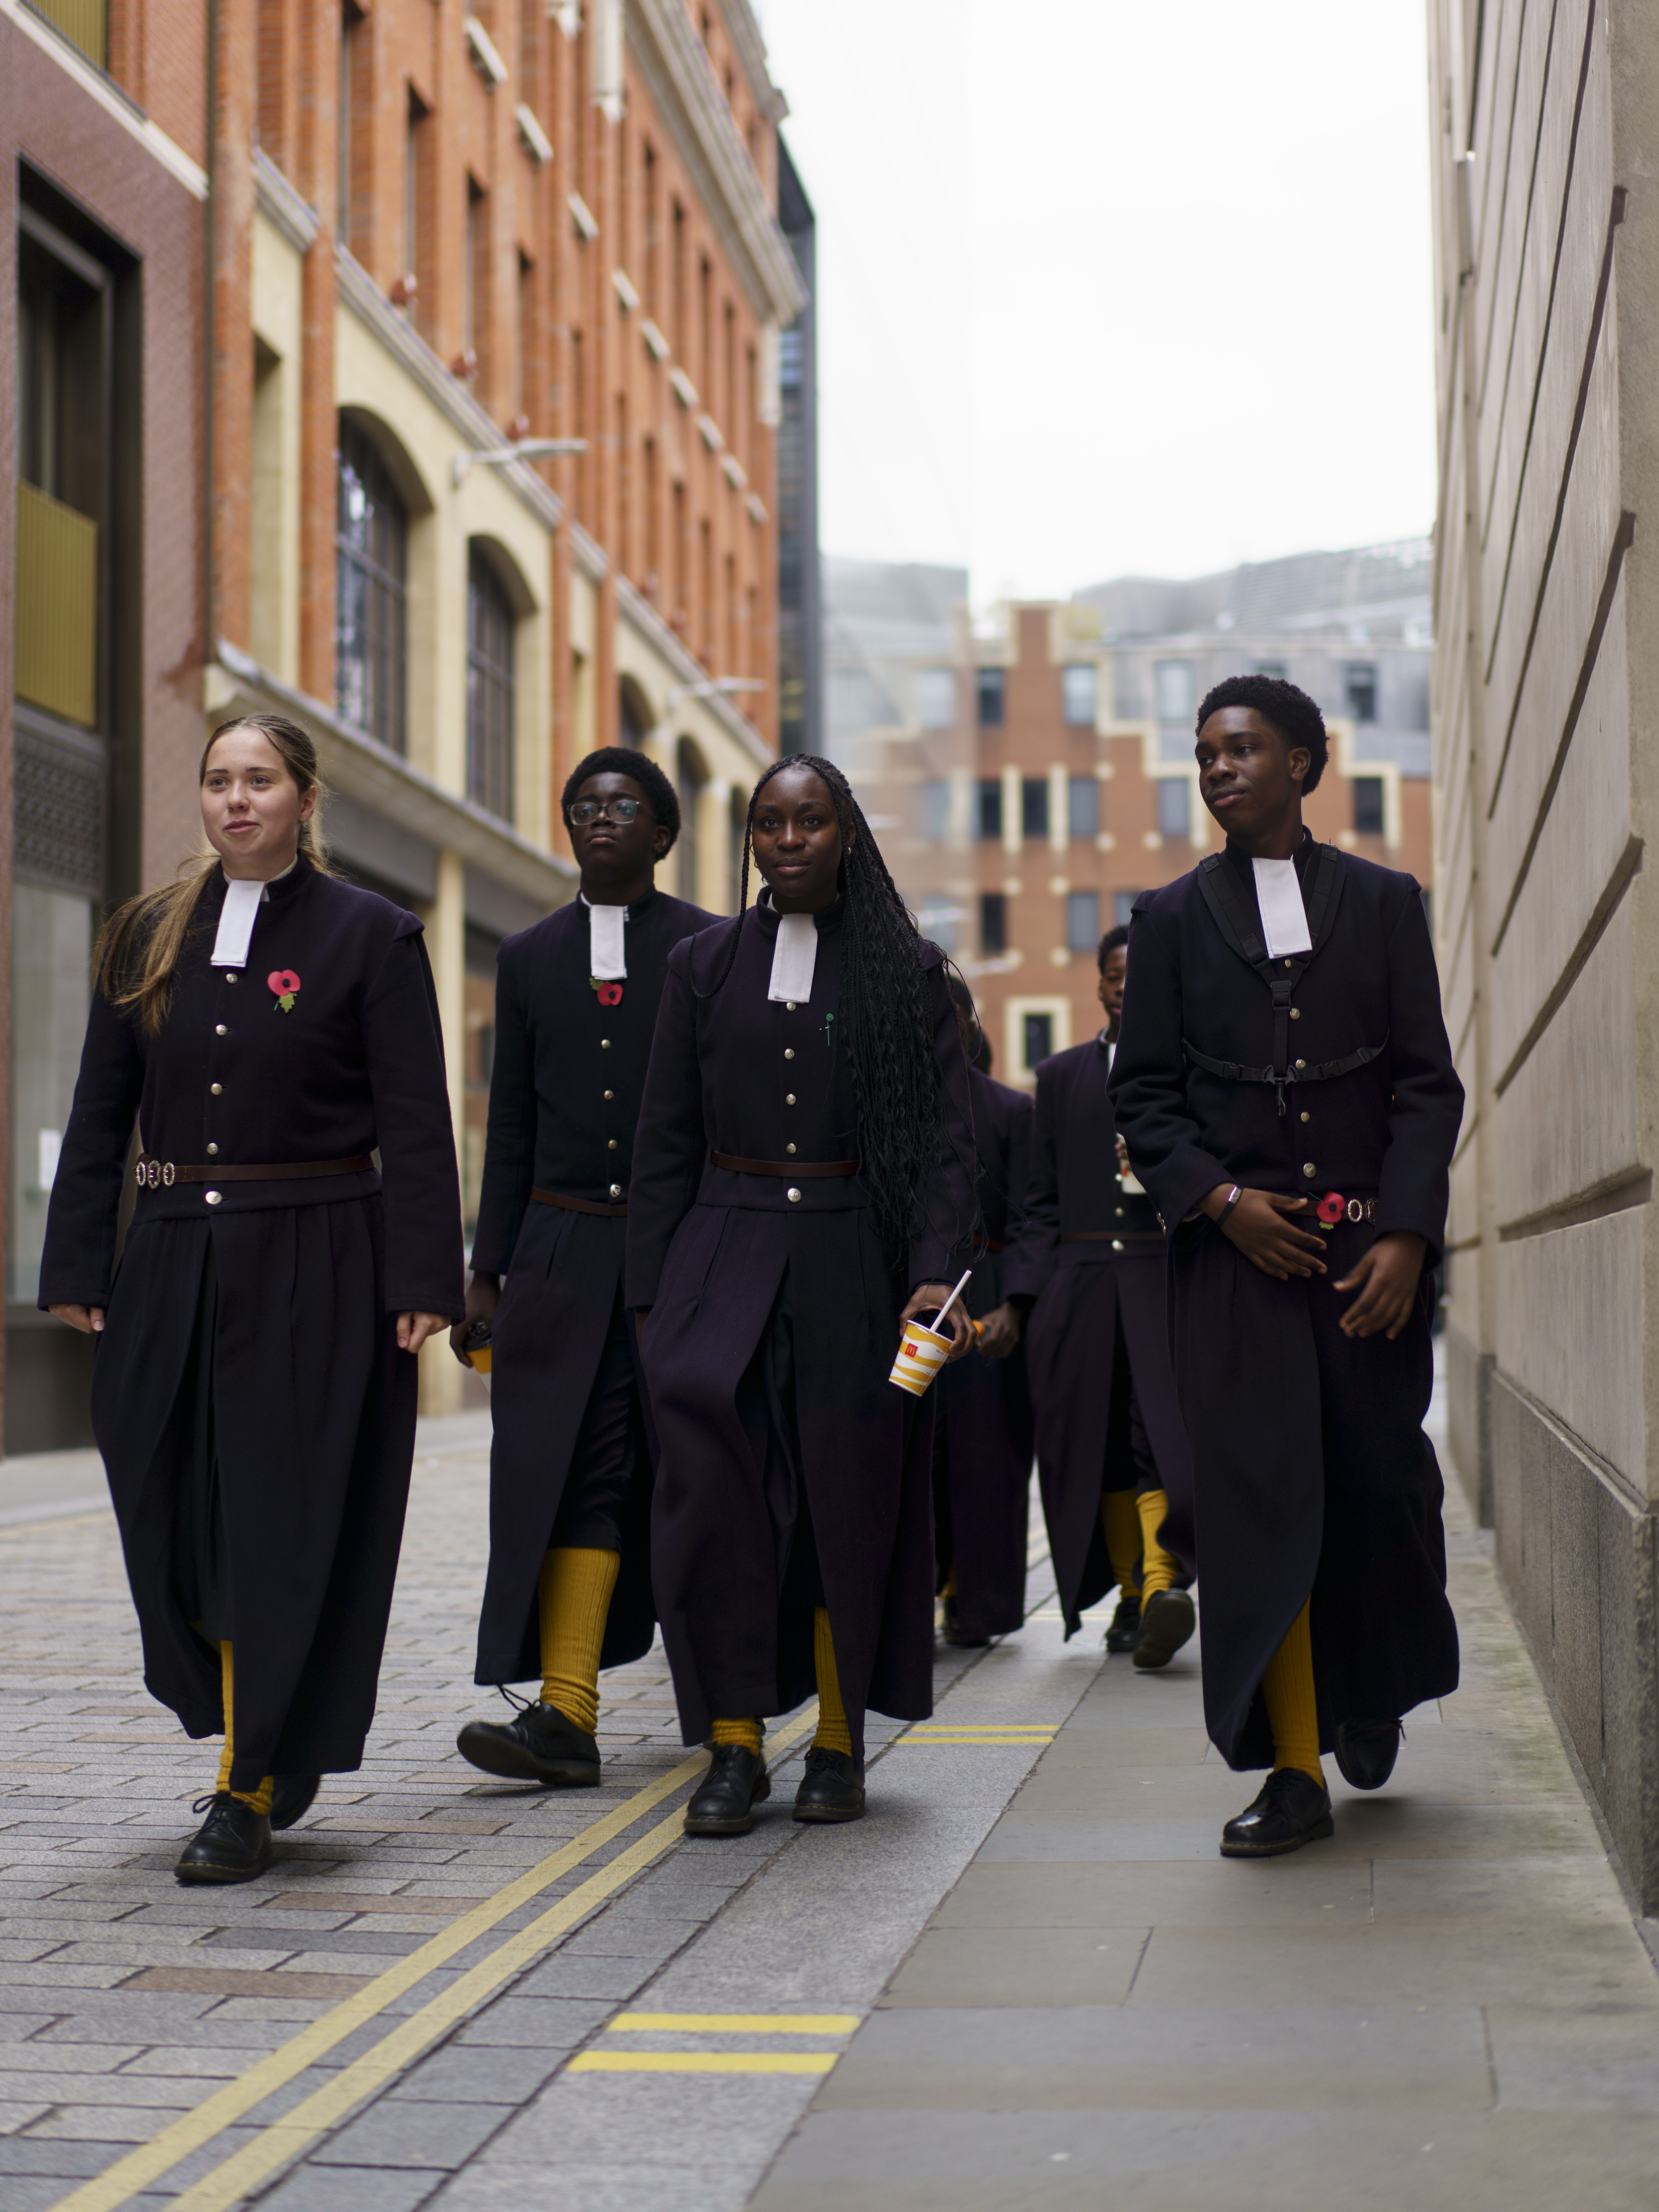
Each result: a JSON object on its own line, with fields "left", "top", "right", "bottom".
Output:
{"left": 930, "top": 1269, "right": 974, "bottom": 1332}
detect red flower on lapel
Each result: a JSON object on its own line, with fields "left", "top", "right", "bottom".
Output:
{"left": 268, "top": 968, "right": 301, "bottom": 1015}
{"left": 596, "top": 982, "right": 624, "bottom": 1006}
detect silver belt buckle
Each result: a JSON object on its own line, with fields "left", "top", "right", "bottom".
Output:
{"left": 137, "top": 1159, "right": 176, "bottom": 1189}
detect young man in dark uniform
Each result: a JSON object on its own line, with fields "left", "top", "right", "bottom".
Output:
{"left": 1110, "top": 675, "right": 1463, "bottom": 1857}
{"left": 1008, "top": 927, "right": 1195, "bottom": 1671}
{"left": 933, "top": 984, "right": 1035, "bottom": 1648}
{"left": 454, "top": 748, "right": 716, "bottom": 1786}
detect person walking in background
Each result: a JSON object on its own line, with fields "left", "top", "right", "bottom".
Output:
{"left": 1110, "top": 674, "right": 1463, "bottom": 1858}
{"left": 453, "top": 749, "right": 716, "bottom": 1790}
{"left": 1008, "top": 926, "right": 1196, "bottom": 1671}
{"left": 627, "top": 756, "right": 975, "bottom": 1835}
{"left": 41, "top": 714, "right": 462, "bottom": 1885}
{"left": 932, "top": 979, "right": 1035, "bottom": 1650}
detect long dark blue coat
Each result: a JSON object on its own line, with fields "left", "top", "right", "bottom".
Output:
{"left": 1006, "top": 1032, "right": 1194, "bottom": 1637}
{"left": 934, "top": 1066, "right": 1035, "bottom": 1641}
{"left": 469, "top": 887, "right": 715, "bottom": 1685}
{"left": 1109, "top": 833, "right": 1464, "bottom": 1768}
{"left": 39, "top": 859, "right": 463, "bottom": 1790}
{"left": 625, "top": 900, "right": 976, "bottom": 1761}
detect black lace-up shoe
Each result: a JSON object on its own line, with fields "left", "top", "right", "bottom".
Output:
{"left": 684, "top": 1744, "right": 770, "bottom": 1835}
{"left": 269, "top": 1775, "right": 321, "bottom": 1832}
{"left": 793, "top": 1746, "right": 866, "bottom": 1823}
{"left": 174, "top": 1793, "right": 274, "bottom": 1885}
{"left": 1104, "top": 1594, "right": 1142, "bottom": 1654}
{"left": 1220, "top": 1767, "right": 1335, "bottom": 1859}
{"left": 1132, "top": 1587, "right": 1196, "bottom": 1671}
{"left": 1335, "top": 1718, "right": 1402, "bottom": 1791}
{"left": 457, "top": 1702, "right": 601, "bottom": 1787}
{"left": 941, "top": 1596, "right": 989, "bottom": 1649}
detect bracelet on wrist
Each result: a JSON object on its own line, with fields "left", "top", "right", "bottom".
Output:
{"left": 1216, "top": 1184, "right": 1243, "bottom": 1227}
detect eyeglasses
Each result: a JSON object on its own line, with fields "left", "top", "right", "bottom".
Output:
{"left": 569, "top": 798, "right": 645, "bottom": 825}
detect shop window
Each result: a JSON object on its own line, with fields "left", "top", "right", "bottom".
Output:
{"left": 466, "top": 546, "right": 515, "bottom": 821}
{"left": 980, "top": 892, "right": 1007, "bottom": 956}
{"left": 976, "top": 667, "right": 1005, "bottom": 727}
{"left": 1061, "top": 663, "right": 1097, "bottom": 726}
{"left": 1065, "top": 890, "right": 1100, "bottom": 954}
{"left": 1068, "top": 775, "right": 1099, "bottom": 840}
{"left": 335, "top": 417, "right": 408, "bottom": 750}
{"left": 977, "top": 778, "right": 1003, "bottom": 841}
{"left": 1157, "top": 778, "right": 1191, "bottom": 840}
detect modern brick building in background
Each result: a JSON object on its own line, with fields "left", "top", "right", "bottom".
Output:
{"left": 2, "top": 0, "right": 811, "bottom": 1445}
{"left": 827, "top": 544, "right": 1436, "bottom": 1088}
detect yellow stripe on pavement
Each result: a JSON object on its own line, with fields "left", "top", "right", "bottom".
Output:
{"left": 569, "top": 2051, "right": 837, "bottom": 2075}
{"left": 50, "top": 1707, "right": 822, "bottom": 2212}
{"left": 608, "top": 2013, "right": 859, "bottom": 2034}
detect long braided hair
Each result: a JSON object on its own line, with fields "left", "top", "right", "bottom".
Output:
{"left": 703, "top": 754, "right": 951, "bottom": 1271}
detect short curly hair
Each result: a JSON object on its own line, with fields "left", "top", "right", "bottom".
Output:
{"left": 561, "top": 747, "right": 680, "bottom": 850}
{"left": 1097, "top": 924, "right": 1128, "bottom": 972}
{"left": 1195, "top": 675, "right": 1329, "bottom": 794}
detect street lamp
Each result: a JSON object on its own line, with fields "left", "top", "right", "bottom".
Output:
{"left": 453, "top": 437, "right": 588, "bottom": 488}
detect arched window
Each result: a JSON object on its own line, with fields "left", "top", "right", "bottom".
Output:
{"left": 676, "top": 737, "right": 706, "bottom": 904}
{"left": 467, "top": 545, "right": 515, "bottom": 821}
{"left": 335, "top": 418, "right": 407, "bottom": 750}
{"left": 618, "top": 677, "right": 652, "bottom": 746}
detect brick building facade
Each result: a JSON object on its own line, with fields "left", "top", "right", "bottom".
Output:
{"left": 3, "top": 0, "right": 807, "bottom": 1445}
{"left": 827, "top": 547, "right": 1435, "bottom": 1088}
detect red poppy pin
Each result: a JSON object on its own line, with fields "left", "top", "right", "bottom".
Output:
{"left": 268, "top": 968, "right": 301, "bottom": 1014}
{"left": 1315, "top": 1191, "right": 1345, "bottom": 1225}
{"left": 591, "top": 978, "right": 624, "bottom": 1007}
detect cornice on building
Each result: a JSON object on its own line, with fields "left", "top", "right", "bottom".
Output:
{"left": 2, "top": 0, "right": 207, "bottom": 197}
{"left": 626, "top": 0, "right": 807, "bottom": 328}
{"left": 208, "top": 640, "right": 577, "bottom": 906}
{"left": 716, "top": 0, "right": 789, "bottom": 125}
{"left": 334, "top": 246, "right": 565, "bottom": 537}
{"left": 253, "top": 147, "right": 319, "bottom": 254}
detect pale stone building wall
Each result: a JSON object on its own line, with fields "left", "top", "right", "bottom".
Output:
{"left": 1428, "top": 0, "right": 1659, "bottom": 1902}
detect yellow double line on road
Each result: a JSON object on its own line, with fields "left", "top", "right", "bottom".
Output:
{"left": 52, "top": 1708, "right": 821, "bottom": 2212}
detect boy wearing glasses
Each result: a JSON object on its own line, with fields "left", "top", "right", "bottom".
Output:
{"left": 454, "top": 747, "right": 717, "bottom": 1785}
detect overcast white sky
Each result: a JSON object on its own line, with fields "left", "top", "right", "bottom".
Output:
{"left": 755, "top": 0, "right": 1439, "bottom": 602}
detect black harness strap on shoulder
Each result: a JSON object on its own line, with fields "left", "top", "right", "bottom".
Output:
{"left": 1190, "top": 844, "right": 1375, "bottom": 1114}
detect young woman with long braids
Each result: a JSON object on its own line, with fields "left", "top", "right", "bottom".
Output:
{"left": 40, "top": 715, "right": 463, "bottom": 1884}
{"left": 626, "top": 756, "right": 976, "bottom": 1831}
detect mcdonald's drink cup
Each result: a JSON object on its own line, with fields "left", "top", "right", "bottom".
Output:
{"left": 890, "top": 1321, "right": 953, "bottom": 1397}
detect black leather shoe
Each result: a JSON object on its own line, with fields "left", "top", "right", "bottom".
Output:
{"left": 684, "top": 1744, "right": 770, "bottom": 1835}
{"left": 1335, "top": 1718, "right": 1402, "bottom": 1791}
{"left": 793, "top": 1746, "right": 866, "bottom": 1823}
{"left": 1220, "top": 1767, "right": 1334, "bottom": 1858}
{"left": 269, "top": 1774, "right": 321, "bottom": 1831}
{"left": 1104, "top": 1594, "right": 1142, "bottom": 1654}
{"left": 457, "top": 1702, "right": 601, "bottom": 1787}
{"left": 941, "top": 1596, "right": 989, "bottom": 1649}
{"left": 1132, "top": 1587, "right": 1196, "bottom": 1671}
{"left": 174, "top": 1793, "right": 273, "bottom": 1885}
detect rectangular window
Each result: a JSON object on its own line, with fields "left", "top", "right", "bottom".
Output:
{"left": 1157, "top": 778, "right": 1191, "bottom": 840}
{"left": 976, "top": 666, "right": 1005, "bottom": 727}
{"left": 1023, "top": 1011, "right": 1053, "bottom": 1070}
{"left": 1065, "top": 889, "right": 1100, "bottom": 955}
{"left": 1067, "top": 775, "right": 1099, "bottom": 840}
{"left": 914, "top": 668, "right": 955, "bottom": 728}
{"left": 1113, "top": 891, "right": 1141, "bottom": 928}
{"left": 1153, "top": 658, "right": 1195, "bottom": 724}
{"left": 1061, "top": 663, "right": 1097, "bottom": 726}
{"left": 980, "top": 892, "right": 1007, "bottom": 955}
{"left": 1021, "top": 777, "right": 1049, "bottom": 840}
{"left": 977, "top": 778, "right": 1003, "bottom": 841}
{"left": 919, "top": 778, "right": 950, "bottom": 842}
{"left": 1345, "top": 662, "right": 1378, "bottom": 722}
{"left": 1255, "top": 659, "right": 1287, "bottom": 680}
{"left": 463, "top": 177, "right": 487, "bottom": 365}
{"left": 1353, "top": 775, "right": 1386, "bottom": 836}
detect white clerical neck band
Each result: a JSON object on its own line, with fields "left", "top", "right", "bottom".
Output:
{"left": 1252, "top": 854, "right": 1312, "bottom": 959}
{"left": 763, "top": 897, "right": 819, "bottom": 1004}
{"left": 581, "top": 894, "right": 628, "bottom": 980}
{"left": 211, "top": 857, "right": 298, "bottom": 968}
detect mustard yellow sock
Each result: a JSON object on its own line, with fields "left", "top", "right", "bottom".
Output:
{"left": 1262, "top": 1599, "right": 1324, "bottom": 1787}
{"left": 711, "top": 1717, "right": 763, "bottom": 1753}
{"left": 538, "top": 1547, "right": 621, "bottom": 1738}
{"left": 1136, "top": 1489, "right": 1178, "bottom": 1601}
{"left": 811, "top": 1606, "right": 853, "bottom": 1756}
{"left": 941, "top": 1565, "right": 958, "bottom": 1598}
{"left": 215, "top": 1642, "right": 274, "bottom": 1817}
{"left": 1101, "top": 1489, "right": 1142, "bottom": 1599}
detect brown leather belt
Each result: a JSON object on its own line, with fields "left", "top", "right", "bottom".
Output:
{"left": 983, "top": 1239, "right": 1005, "bottom": 1254}
{"left": 532, "top": 1188, "right": 628, "bottom": 1217}
{"left": 711, "top": 1150, "right": 861, "bottom": 1179}
{"left": 136, "top": 1154, "right": 371, "bottom": 1189}
{"left": 1062, "top": 1229, "right": 1163, "bottom": 1244}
